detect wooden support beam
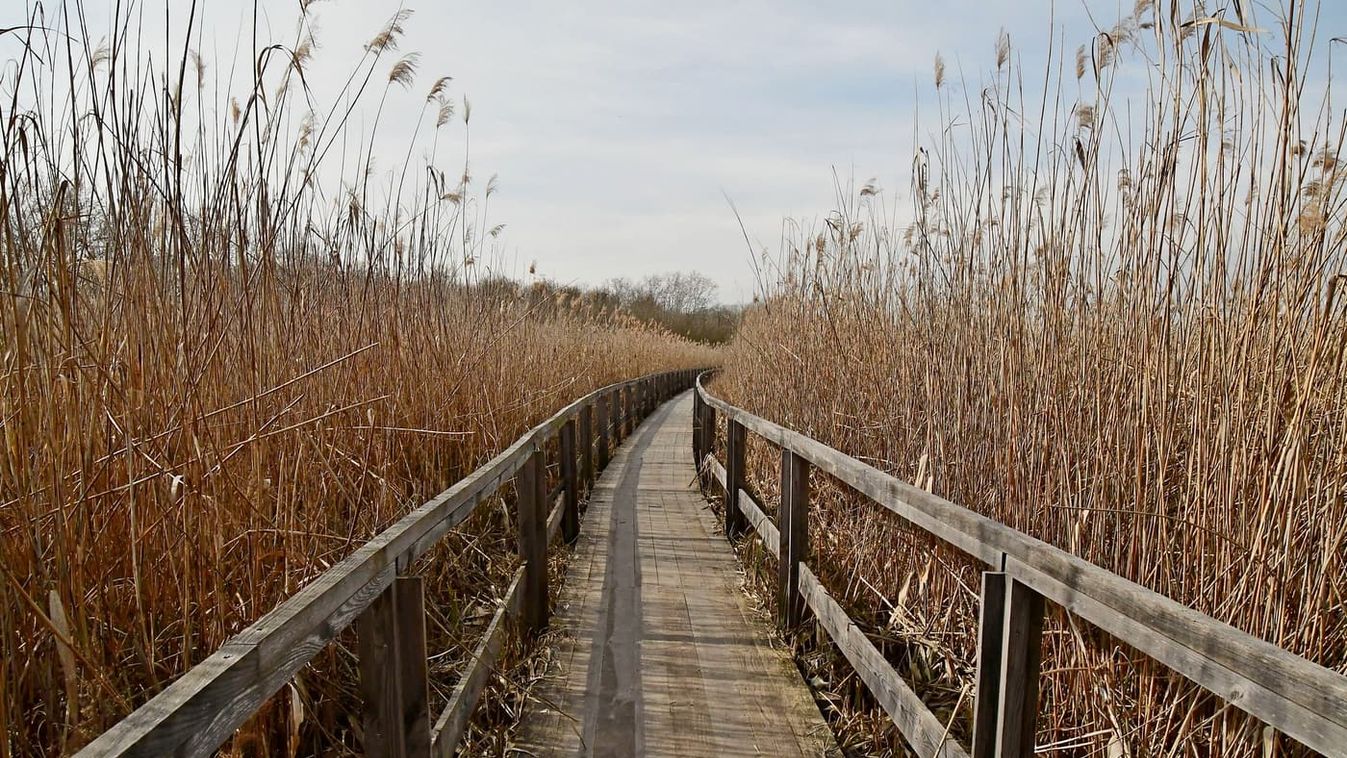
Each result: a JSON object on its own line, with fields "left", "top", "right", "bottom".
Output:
{"left": 724, "top": 420, "right": 746, "bottom": 537}
{"left": 798, "top": 565, "right": 969, "bottom": 758}
{"left": 579, "top": 404, "right": 594, "bottom": 487}
{"left": 517, "top": 451, "right": 549, "bottom": 635}
{"left": 560, "top": 419, "right": 579, "bottom": 543}
{"left": 995, "top": 578, "right": 1044, "bottom": 757}
{"left": 596, "top": 396, "right": 610, "bottom": 470}
{"left": 624, "top": 386, "right": 634, "bottom": 436}
{"left": 778, "top": 449, "right": 810, "bottom": 628}
{"left": 692, "top": 392, "right": 704, "bottom": 465}
{"left": 971, "top": 571, "right": 1007, "bottom": 758}
{"left": 699, "top": 404, "right": 716, "bottom": 490}
{"left": 357, "top": 577, "right": 431, "bottom": 758}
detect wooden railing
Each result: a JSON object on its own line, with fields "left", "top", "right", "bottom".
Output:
{"left": 693, "top": 373, "right": 1347, "bottom": 758}
{"left": 78, "top": 368, "right": 707, "bottom": 758}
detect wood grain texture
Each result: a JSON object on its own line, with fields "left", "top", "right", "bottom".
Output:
{"left": 517, "top": 450, "right": 550, "bottom": 635}
{"left": 778, "top": 449, "right": 809, "bottom": 629}
{"left": 725, "top": 420, "right": 747, "bottom": 537}
{"left": 696, "top": 377, "right": 1347, "bottom": 752}
{"left": 597, "top": 394, "right": 611, "bottom": 470}
{"left": 519, "top": 392, "right": 838, "bottom": 757}
{"left": 579, "top": 404, "right": 595, "bottom": 488}
{"left": 561, "top": 419, "right": 580, "bottom": 543}
{"left": 970, "top": 571, "right": 1006, "bottom": 758}
{"left": 798, "top": 565, "right": 969, "bottom": 758}
{"left": 394, "top": 578, "right": 432, "bottom": 758}
{"left": 738, "top": 489, "right": 780, "bottom": 559}
{"left": 358, "top": 585, "right": 405, "bottom": 758}
{"left": 994, "top": 578, "right": 1043, "bottom": 758}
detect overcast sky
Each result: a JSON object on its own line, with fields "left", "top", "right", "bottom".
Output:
{"left": 325, "top": 0, "right": 1101, "bottom": 302}
{"left": 11, "top": 1, "right": 1347, "bottom": 302}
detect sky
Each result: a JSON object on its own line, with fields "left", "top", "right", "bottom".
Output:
{"left": 9, "top": 0, "right": 1347, "bottom": 302}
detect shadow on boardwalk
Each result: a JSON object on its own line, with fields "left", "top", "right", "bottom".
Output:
{"left": 517, "top": 393, "right": 839, "bottom": 757}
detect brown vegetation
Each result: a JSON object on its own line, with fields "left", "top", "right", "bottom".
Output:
{"left": 713, "top": 1, "right": 1346, "bottom": 754}
{"left": 0, "top": 4, "right": 713, "bottom": 755}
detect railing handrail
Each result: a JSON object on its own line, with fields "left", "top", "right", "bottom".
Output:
{"left": 78, "top": 367, "right": 710, "bottom": 757}
{"left": 694, "top": 371, "right": 1347, "bottom": 756}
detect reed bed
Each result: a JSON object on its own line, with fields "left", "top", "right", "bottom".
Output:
{"left": 714, "top": 1, "right": 1346, "bottom": 754}
{"left": 0, "top": 3, "right": 714, "bottom": 755}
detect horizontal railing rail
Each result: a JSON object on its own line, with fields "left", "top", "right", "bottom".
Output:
{"left": 78, "top": 367, "right": 708, "bottom": 757}
{"left": 693, "top": 372, "right": 1347, "bottom": 758}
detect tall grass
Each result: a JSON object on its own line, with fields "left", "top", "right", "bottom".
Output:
{"left": 0, "top": 2, "right": 714, "bottom": 755}
{"left": 716, "top": 1, "right": 1345, "bottom": 754}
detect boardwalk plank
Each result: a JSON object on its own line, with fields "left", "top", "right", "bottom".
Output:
{"left": 518, "top": 393, "right": 838, "bottom": 757}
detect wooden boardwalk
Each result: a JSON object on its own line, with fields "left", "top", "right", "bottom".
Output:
{"left": 518, "top": 392, "right": 838, "bottom": 757}
{"left": 78, "top": 367, "right": 1347, "bottom": 758}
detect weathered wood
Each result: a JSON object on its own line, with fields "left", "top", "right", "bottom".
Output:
{"left": 579, "top": 404, "right": 594, "bottom": 487}
{"left": 725, "top": 420, "right": 746, "bottom": 537}
{"left": 516, "top": 451, "right": 549, "bottom": 635}
{"left": 692, "top": 391, "right": 704, "bottom": 464}
{"left": 971, "top": 571, "right": 1007, "bottom": 758}
{"left": 995, "top": 578, "right": 1043, "bottom": 758}
{"left": 518, "top": 393, "right": 837, "bottom": 756}
{"left": 547, "top": 487, "right": 565, "bottom": 543}
{"left": 357, "top": 577, "right": 430, "bottom": 758}
{"left": 395, "top": 578, "right": 432, "bottom": 758}
{"left": 1005, "top": 554, "right": 1347, "bottom": 754}
{"left": 560, "top": 419, "right": 580, "bottom": 543}
{"left": 357, "top": 586, "right": 403, "bottom": 758}
{"left": 738, "top": 488, "right": 779, "bottom": 559}
{"left": 624, "top": 385, "right": 634, "bottom": 437}
{"left": 430, "top": 570, "right": 523, "bottom": 757}
{"left": 695, "top": 380, "right": 1347, "bottom": 752}
{"left": 778, "top": 449, "right": 809, "bottom": 629}
{"left": 798, "top": 565, "right": 969, "bottom": 758}
{"left": 596, "top": 395, "right": 610, "bottom": 470}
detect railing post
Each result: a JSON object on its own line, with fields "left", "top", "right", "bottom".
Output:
{"left": 624, "top": 385, "right": 635, "bottom": 436}
{"left": 971, "top": 571, "right": 1008, "bottom": 758}
{"left": 778, "top": 448, "right": 809, "bottom": 628}
{"left": 560, "top": 419, "right": 580, "bottom": 543}
{"left": 699, "top": 403, "right": 716, "bottom": 489}
{"left": 357, "top": 576, "right": 431, "bottom": 758}
{"left": 995, "top": 574, "right": 1044, "bottom": 757}
{"left": 724, "top": 420, "right": 746, "bottom": 538}
{"left": 579, "top": 403, "right": 594, "bottom": 487}
{"left": 692, "top": 391, "right": 704, "bottom": 466}
{"left": 517, "top": 450, "right": 549, "bottom": 635}
{"left": 596, "top": 395, "right": 610, "bottom": 470}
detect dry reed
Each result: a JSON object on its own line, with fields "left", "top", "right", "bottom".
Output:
{"left": 0, "top": 3, "right": 714, "bottom": 755}
{"left": 715, "top": 1, "right": 1345, "bottom": 755}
